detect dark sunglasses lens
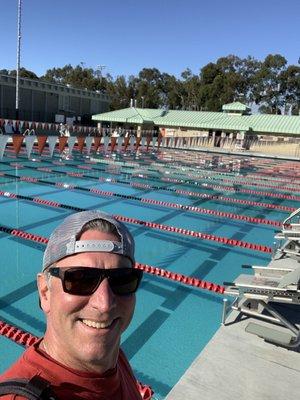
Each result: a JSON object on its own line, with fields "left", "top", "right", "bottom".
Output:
{"left": 62, "top": 268, "right": 142, "bottom": 296}
{"left": 64, "top": 268, "right": 100, "bottom": 295}
{"left": 109, "top": 269, "right": 142, "bottom": 295}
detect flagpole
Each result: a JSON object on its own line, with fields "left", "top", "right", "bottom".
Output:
{"left": 16, "top": 0, "right": 22, "bottom": 120}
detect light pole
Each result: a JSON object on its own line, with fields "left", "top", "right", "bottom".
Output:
{"left": 96, "top": 65, "right": 106, "bottom": 88}
{"left": 15, "top": 0, "right": 22, "bottom": 120}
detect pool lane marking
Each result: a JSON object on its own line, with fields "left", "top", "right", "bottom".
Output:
{"left": 3, "top": 160, "right": 296, "bottom": 212}
{"left": 5, "top": 144, "right": 300, "bottom": 185}
{"left": 0, "top": 192, "right": 272, "bottom": 254}
{"left": 3, "top": 151, "right": 298, "bottom": 193}
{"left": 8, "top": 155, "right": 300, "bottom": 193}
{"left": 0, "top": 174, "right": 284, "bottom": 228}
{"left": 71, "top": 157, "right": 300, "bottom": 189}
{"left": 0, "top": 224, "right": 226, "bottom": 295}
{"left": 24, "top": 161, "right": 300, "bottom": 203}
{"left": 55, "top": 153, "right": 300, "bottom": 187}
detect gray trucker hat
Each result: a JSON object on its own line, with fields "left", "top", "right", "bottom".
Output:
{"left": 42, "top": 210, "right": 135, "bottom": 271}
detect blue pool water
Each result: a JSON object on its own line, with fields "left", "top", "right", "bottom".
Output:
{"left": 0, "top": 149, "right": 299, "bottom": 398}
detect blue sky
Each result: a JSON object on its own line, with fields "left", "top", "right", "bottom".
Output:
{"left": 1, "top": 0, "right": 299, "bottom": 79}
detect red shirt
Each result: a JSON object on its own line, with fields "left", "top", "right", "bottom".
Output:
{"left": 0, "top": 339, "right": 142, "bottom": 400}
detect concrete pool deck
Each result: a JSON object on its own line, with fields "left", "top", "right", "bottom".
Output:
{"left": 180, "top": 145, "right": 300, "bottom": 162}
{"left": 166, "top": 305, "right": 300, "bottom": 400}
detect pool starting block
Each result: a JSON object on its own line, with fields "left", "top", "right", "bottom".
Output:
{"left": 223, "top": 208, "right": 300, "bottom": 349}
{"left": 274, "top": 207, "right": 300, "bottom": 261}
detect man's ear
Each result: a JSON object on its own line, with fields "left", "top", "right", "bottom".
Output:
{"left": 37, "top": 273, "right": 51, "bottom": 314}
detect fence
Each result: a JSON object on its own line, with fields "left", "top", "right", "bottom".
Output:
{"left": 0, "top": 118, "right": 299, "bottom": 158}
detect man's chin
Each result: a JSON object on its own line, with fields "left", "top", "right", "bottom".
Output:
{"left": 75, "top": 350, "right": 118, "bottom": 373}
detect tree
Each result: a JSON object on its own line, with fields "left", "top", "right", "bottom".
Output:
{"left": 179, "top": 68, "right": 201, "bottom": 110}
{"left": 160, "top": 73, "right": 183, "bottom": 109}
{"left": 42, "top": 64, "right": 102, "bottom": 90}
{"left": 135, "top": 68, "right": 162, "bottom": 108}
{"left": 198, "top": 59, "right": 244, "bottom": 111}
{"left": 238, "top": 56, "right": 262, "bottom": 105}
{"left": 1, "top": 67, "right": 39, "bottom": 80}
{"left": 216, "top": 55, "right": 254, "bottom": 103}
{"left": 280, "top": 65, "right": 300, "bottom": 114}
{"left": 1, "top": 55, "right": 297, "bottom": 114}
{"left": 105, "top": 75, "right": 137, "bottom": 110}
{"left": 253, "top": 54, "right": 287, "bottom": 113}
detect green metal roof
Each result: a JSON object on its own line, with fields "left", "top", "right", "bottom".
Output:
{"left": 92, "top": 107, "right": 162, "bottom": 124}
{"left": 222, "top": 102, "right": 251, "bottom": 112}
{"left": 93, "top": 106, "right": 300, "bottom": 136}
{"left": 153, "top": 110, "right": 250, "bottom": 131}
{"left": 245, "top": 114, "right": 300, "bottom": 135}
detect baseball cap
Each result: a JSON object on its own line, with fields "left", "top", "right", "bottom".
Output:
{"left": 42, "top": 210, "right": 135, "bottom": 271}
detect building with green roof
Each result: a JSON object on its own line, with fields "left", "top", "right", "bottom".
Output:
{"left": 92, "top": 102, "right": 300, "bottom": 139}
{"left": 222, "top": 102, "right": 251, "bottom": 114}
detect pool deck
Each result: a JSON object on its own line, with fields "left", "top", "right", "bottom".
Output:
{"left": 166, "top": 305, "right": 300, "bottom": 400}
{"left": 180, "top": 145, "right": 300, "bottom": 161}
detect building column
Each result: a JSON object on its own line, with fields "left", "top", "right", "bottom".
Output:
{"left": 31, "top": 89, "right": 34, "bottom": 121}
{"left": 0, "top": 84, "right": 3, "bottom": 114}
{"left": 45, "top": 92, "right": 48, "bottom": 122}
{"left": 137, "top": 125, "right": 142, "bottom": 137}
{"left": 97, "top": 122, "right": 102, "bottom": 136}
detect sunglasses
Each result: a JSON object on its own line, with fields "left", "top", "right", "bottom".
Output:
{"left": 48, "top": 267, "right": 143, "bottom": 296}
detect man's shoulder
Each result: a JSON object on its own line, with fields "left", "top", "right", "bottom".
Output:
{"left": 0, "top": 361, "right": 33, "bottom": 400}
{"left": 0, "top": 356, "right": 35, "bottom": 399}
{"left": 118, "top": 349, "right": 142, "bottom": 399}
{"left": 118, "top": 348, "right": 130, "bottom": 368}
{"left": 0, "top": 375, "right": 55, "bottom": 400}
{"left": 0, "top": 345, "right": 50, "bottom": 400}
{"left": 0, "top": 347, "right": 34, "bottom": 382}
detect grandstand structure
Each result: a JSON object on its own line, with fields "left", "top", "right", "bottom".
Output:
{"left": 92, "top": 102, "right": 300, "bottom": 150}
{"left": 0, "top": 73, "right": 110, "bottom": 124}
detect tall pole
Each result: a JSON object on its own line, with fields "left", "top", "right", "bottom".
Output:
{"left": 96, "top": 65, "right": 106, "bottom": 88}
{"left": 16, "top": 163, "right": 20, "bottom": 273}
{"left": 16, "top": 0, "right": 22, "bottom": 120}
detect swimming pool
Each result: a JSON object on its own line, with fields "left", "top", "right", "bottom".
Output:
{"left": 0, "top": 148, "right": 299, "bottom": 399}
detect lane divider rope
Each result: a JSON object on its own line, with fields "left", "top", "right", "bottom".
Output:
{"left": 50, "top": 154, "right": 300, "bottom": 189}
{"left": 0, "top": 176, "right": 281, "bottom": 231}
{"left": 7, "top": 159, "right": 300, "bottom": 201}
{"left": 5, "top": 162, "right": 296, "bottom": 212}
{"left": 220, "top": 177, "right": 300, "bottom": 192}
{"left": 76, "top": 157, "right": 300, "bottom": 190}
{"left": 114, "top": 215, "right": 272, "bottom": 254}
{"left": 175, "top": 185, "right": 300, "bottom": 202}
{"left": 0, "top": 224, "right": 225, "bottom": 293}
{"left": 174, "top": 189, "right": 295, "bottom": 212}
{"left": 0, "top": 173, "right": 286, "bottom": 228}
{"left": 0, "top": 193, "right": 273, "bottom": 254}
{"left": 0, "top": 319, "right": 37, "bottom": 347}
{"left": 6, "top": 147, "right": 300, "bottom": 187}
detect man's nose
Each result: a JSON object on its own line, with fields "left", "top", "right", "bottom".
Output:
{"left": 88, "top": 278, "right": 117, "bottom": 312}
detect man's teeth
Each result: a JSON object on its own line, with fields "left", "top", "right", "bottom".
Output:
{"left": 82, "top": 319, "right": 113, "bottom": 329}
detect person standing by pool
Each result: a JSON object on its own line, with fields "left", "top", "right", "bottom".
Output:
{"left": 0, "top": 210, "right": 144, "bottom": 399}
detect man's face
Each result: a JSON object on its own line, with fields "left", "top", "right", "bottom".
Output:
{"left": 38, "top": 229, "right": 136, "bottom": 373}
